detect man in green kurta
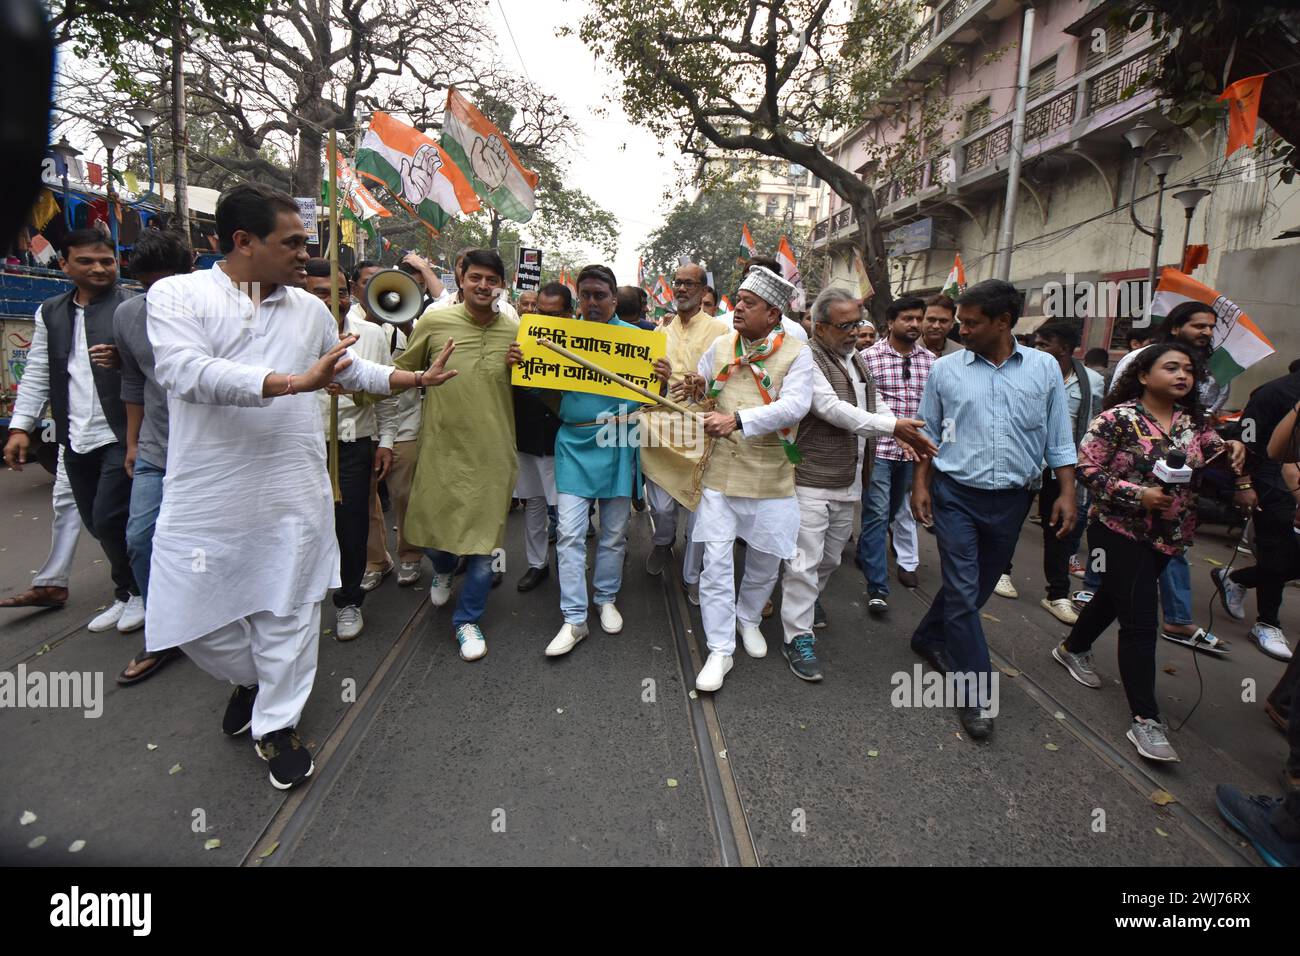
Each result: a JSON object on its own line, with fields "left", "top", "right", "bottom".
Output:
{"left": 394, "top": 248, "right": 521, "bottom": 662}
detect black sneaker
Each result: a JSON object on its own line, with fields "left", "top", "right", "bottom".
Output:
{"left": 782, "top": 634, "right": 823, "bottom": 682}
{"left": 812, "top": 600, "right": 828, "bottom": 629}
{"left": 222, "top": 684, "right": 258, "bottom": 736}
{"left": 1215, "top": 785, "right": 1300, "bottom": 867}
{"left": 255, "top": 727, "right": 315, "bottom": 790}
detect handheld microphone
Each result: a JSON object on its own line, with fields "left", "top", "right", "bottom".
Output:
{"left": 1153, "top": 449, "right": 1194, "bottom": 493}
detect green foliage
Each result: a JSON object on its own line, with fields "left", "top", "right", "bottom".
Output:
{"left": 49, "top": 1, "right": 266, "bottom": 62}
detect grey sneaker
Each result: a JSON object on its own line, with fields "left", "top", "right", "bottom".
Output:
{"left": 1052, "top": 642, "right": 1101, "bottom": 688}
{"left": 1211, "top": 567, "right": 1247, "bottom": 620}
{"left": 1127, "top": 717, "right": 1179, "bottom": 762}
{"left": 335, "top": 605, "right": 363, "bottom": 642}
{"left": 686, "top": 581, "right": 700, "bottom": 606}
{"left": 645, "top": 544, "right": 672, "bottom": 576}
{"left": 782, "top": 633, "right": 823, "bottom": 682}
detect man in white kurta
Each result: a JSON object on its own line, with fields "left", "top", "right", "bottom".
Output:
{"left": 678, "top": 268, "right": 812, "bottom": 693}
{"left": 142, "top": 184, "right": 454, "bottom": 790}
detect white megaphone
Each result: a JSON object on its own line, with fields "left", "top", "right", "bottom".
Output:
{"left": 362, "top": 269, "right": 424, "bottom": 325}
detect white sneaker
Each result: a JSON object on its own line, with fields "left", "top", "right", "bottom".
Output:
{"left": 429, "top": 571, "right": 454, "bottom": 607}
{"left": 456, "top": 623, "right": 487, "bottom": 661}
{"left": 360, "top": 562, "right": 392, "bottom": 592}
{"left": 397, "top": 561, "right": 421, "bottom": 586}
{"left": 598, "top": 602, "right": 623, "bottom": 634}
{"left": 695, "top": 651, "right": 733, "bottom": 692}
{"left": 116, "top": 594, "right": 145, "bottom": 632}
{"left": 546, "top": 621, "right": 588, "bottom": 657}
{"left": 737, "top": 621, "right": 767, "bottom": 658}
{"left": 1251, "top": 622, "right": 1294, "bottom": 661}
{"left": 336, "top": 605, "right": 363, "bottom": 641}
{"left": 994, "top": 574, "right": 1018, "bottom": 599}
{"left": 88, "top": 599, "right": 127, "bottom": 633}
{"left": 1211, "top": 567, "right": 1246, "bottom": 621}
{"left": 1040, "top": 597, "right": 1078, "bottom": 625}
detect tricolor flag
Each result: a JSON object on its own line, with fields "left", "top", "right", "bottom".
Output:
{"left": 776, "top": 236, "right": 805, "bottom": 310}
{"left": 717, "top": 294, "right": 733, "bottom": 316}
{"left": 324, "top": 150, "right": 391, "bottom": 238}
{"left": 441, "top": 87, "right": 540, "bottom": 223}
{"left": 739, "top": 223, "right": 757, "bottom": 260}
{"left": 941, "top": 253, "right": 966, "bottom": 299}
{"left": 1218, "top": 74, "right": 1267, "bottom": 158}
{"left": 355, "top": 111, "right": 480, "bottom": 232}
{"left": 852, "top": 248, "right": 875, "bottom": 301}
{"left": 654, "top": 275, "right": 674, "bottom": 307}
{"left": 1146, "top": 268, "right": 1274, "bottom": 384}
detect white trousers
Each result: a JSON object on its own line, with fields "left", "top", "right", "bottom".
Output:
{"left": 644, "top": 479, "right": 705, "bottom": 584}
{"left": 180, "top": 601, "right": 321, "bottom": 739}
{"left": 891, "top": 490, "right": 919, "bottom": 572}
{"left": 523, "top": 496, "right": 550, "bottom": 570}
{"left": 781, "top": 491, "right": 855, "bottom": 642}
{"left": 33, "top": 446, "right": 83, "bottom": 589}
{"left": 700, "top": 540, "right": 783, "bottom": 655}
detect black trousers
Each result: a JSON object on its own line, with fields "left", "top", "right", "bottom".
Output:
{"left": 63, "top": 441, "right": 137, "bottom": 602}
{"left": 1065, "top": 522, "right": 1171, "bottom": 721}
{"left": 1039, "top": 469, "right": 1075, "bottom": 600}
{"left": 1228, "top": 507, "right": 1300, "bottom": 627}
{"left": 333, "top": 437, "right": 375, "bottom": 609}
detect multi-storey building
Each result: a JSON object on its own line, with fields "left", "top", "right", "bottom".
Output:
{"left": 810, "top": 0, "right": 1300, "bottom": 399}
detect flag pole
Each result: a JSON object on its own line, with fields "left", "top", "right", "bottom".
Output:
{"left": 328, "top": 130, "right": 343, "bottom": 503}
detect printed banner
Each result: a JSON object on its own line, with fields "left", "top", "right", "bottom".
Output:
{"left": 512, "top": 314, "right": 666, "bottom": 403}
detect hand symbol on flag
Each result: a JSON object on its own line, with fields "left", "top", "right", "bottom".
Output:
{"left": 470, "top": 134, "right": 510, "bottom": 190}
{"left": 400, "top": 144, "right": 444, "bottom": 204}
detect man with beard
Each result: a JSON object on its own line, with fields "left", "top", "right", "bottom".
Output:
{"left": 779, "top": 288, "right": 935, "bottom": 680}
{"left": 858, "top": 296, "right": 934, "bottom": 611}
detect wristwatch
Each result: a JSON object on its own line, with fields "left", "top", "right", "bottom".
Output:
{"left": 733, "top": 411, "right": 743, "bottom": 434}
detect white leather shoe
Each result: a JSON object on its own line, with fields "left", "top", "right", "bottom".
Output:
{"left": 737, "top": 621, "right": 767, "bottom": 658}
{"left": 994, "top": 574, "right": 1019, "bottom": 599}
{"left": 695, "top": 651, "right": 733, "bottom": 692}
{"left": 429, "top": 571, "right": 453, "bottom": 607}
{"left": 116, "top": 594, "right": 145, "bottom": 632}
{"left": 546, "top": 621, "right": 589, "bottom": 657}
{"left": 88, "top": 599, "right": 127, "bottom": 633}
{"left": 597, "top": 602, "right": 623, "bottom": 634}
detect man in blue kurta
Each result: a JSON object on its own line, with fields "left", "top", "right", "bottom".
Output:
{"left": 546, "top": 264, "right": 671, "bottom": 657}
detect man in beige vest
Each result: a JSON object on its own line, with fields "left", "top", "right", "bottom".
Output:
{"left": 643, "top": 261, "right": 729, "bottom": 596}
{"left": 780, "top": 288, "right": 936, "bottom": 681}
{"left": 674, "top": 267, "right": 812, "bottom": 693}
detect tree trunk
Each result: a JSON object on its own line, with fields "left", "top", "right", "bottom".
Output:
{"left": 489, "top": 209, "right": 502, "bottom": 250}
{"left": 294, "top": 124, "right": 323, "bottom": 199}
{"left": 171, "top": 0, "right": 189, "bottom": 239}
{"left": 851, "top": 199, "right": 893, "bottom": 328}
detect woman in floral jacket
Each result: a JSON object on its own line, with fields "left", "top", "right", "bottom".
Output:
{"left": 1051, "top": 342, "right": 1245, "bottom": 763}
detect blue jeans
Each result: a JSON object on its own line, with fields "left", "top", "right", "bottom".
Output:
{"left": 427, "top": 549, "right": 494, "bottom": 627}
{"left": 556, "top": 492, "right": 630, "bottom": 624}
{"left": 911, "top": 474, "right": 1033, "bottom": 705}
{"left": 858, "top": 458, "right": 913, "bottom": 595}
{"left": 125, "top": 454, "right": 165, "bottom": 605}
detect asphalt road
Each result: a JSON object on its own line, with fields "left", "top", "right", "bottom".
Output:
{"left": 0, "top": 465, "right": 1292, "bottom": 865}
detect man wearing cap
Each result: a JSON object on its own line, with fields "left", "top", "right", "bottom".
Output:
{"left": 674, "top": 267, "right": 813, "bottom": 692}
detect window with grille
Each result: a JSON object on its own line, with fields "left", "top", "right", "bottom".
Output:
{"left": 766, "top": 196, "right": 779, "bottom": 217}
{"left": 1085, "top": 22, "right": 1129, "bottom": 70}
{"left": 965, "top": 97, "right": 991, "bottom": 135}
{"left": 1026, "top": 56, "right": 1057, "bottom": 101}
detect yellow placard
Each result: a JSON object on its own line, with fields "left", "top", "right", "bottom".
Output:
{"left": 512, "top": 314, "right": 666, "bottom": 403}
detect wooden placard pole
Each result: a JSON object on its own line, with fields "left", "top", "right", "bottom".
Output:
{"left": 328, "top": 129, "right": 342, "bottom": 502}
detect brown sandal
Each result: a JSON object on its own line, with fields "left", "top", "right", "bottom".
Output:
{"left": 116, "top": 648, "right": 181, "bottom": 686}
{"left": 0, "top": 586, "right": 68, "bottom": 609}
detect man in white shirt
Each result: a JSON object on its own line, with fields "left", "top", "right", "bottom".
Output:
{"left": 780, "top": 288, "right": 936, "bottom": 680}
{"left": 303, "top": 258, "right": 398, "bottom": 641}
{"left": 143, "top": 183, "right": 457, "bottom": 790}
{"left": 3, "top": 229, "right": 142, "bottom": 632}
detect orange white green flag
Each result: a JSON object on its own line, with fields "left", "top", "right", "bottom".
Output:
{"left": 775, "top": 236, "right": 804, "bottom": 310}
{"left": 740, "top": 223, "right": 757, "bottom": 259}
{"left": 1146, "top": 268, "right": 1274, "bottom": 384}
{"left": 941, "top": 253, "right": 966, "bottom": 298}
{"left": 441, "top": 87, "right": 539, "bottom": 223}
{"left": 354, "top": 111, "right": 479, "bottom": 231}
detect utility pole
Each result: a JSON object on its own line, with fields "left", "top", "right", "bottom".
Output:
{"left": 994, "top": 2, "right": 1035, "bottom": 280}
{"left": 171, "top": 0, "right": 190, "bottom": 239}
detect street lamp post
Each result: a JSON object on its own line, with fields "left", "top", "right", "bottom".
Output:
{"left": 129, "top": 106, "right": 160, "bottom": 195}
{"left": 51, "top": 135, "right": 81, "bottom": 230}
{"left": 95, "top": 126, "right": 127, "bottom": 259}
{"left": 1173, "top": 181, "right": 1212, "bottom": 268}
{"left": 1123, "top": 122, "right": 1181, "bottom": 307}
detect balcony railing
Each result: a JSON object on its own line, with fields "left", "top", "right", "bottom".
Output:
{"left": 1087, "top": 49, "right": 1161, "bottom": 115}
{"left": 963, "top": 123, "right": 1012, "bottom": 173}
{"left": 938, "top": 0, "right": 971, "bottom": 32}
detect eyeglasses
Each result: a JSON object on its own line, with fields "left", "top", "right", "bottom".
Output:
{"left": 672, "top": 278, "right": 703, "bottom": 288}
{"left": 829, "top": 319, "right": 865, "bottom": 332}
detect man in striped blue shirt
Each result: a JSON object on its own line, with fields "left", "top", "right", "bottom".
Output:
{"left": 910, "top": 279, "right": 1078, "bottom": 739}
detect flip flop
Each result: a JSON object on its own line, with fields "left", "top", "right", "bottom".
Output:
{"left": 1160, "top": 627, "right": 1230, "bottom": 657}
{"left": 0, "top": 587, "right": 68, "bottom": 609}
{"left": 116, "top": 648, "right": 182, "bottom": 686}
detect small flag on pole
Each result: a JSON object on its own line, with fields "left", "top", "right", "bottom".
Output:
{"left": 852, "top": 248, "right": 874, "bottom": 301}
{"left": 775, "top": 236, "right": 804, "bottom": 310}
{"left": 1146, "top": 268, "right": 1274, "bottom": 384}
{"left": 740, "top": 223, "right": 757, "bottom": 260}
{"left": 941, "top": 254, "right": 966, "bottom": 299}
{"left": 717, "top": 293, "right": 733, "bottom": 316}
{"left": 1219, "top": 74, "right": 1267, "bottom": 158}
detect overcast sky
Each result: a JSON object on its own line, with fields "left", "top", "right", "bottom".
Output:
{"left": 486, "top": 0, "right": 684, "bottom": 280}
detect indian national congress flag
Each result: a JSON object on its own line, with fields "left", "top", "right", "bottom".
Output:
{"left": 354, "top": 112, "right": 480, "bottom": 231}
{"left": 1147, "top": 268, "right": 1274, "bottom": 384}
{"left": 442, "top": 87, "right": 539, "bottom": 223}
